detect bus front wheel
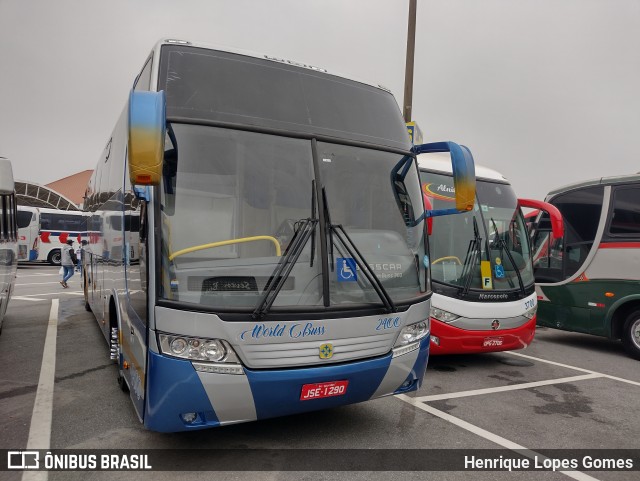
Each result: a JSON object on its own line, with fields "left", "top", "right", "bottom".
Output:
{"left": 48, "top": 249, "right": 61, "bottom": 266}
{"left": 622, "top": 311, "right": 640, "bottom": 360}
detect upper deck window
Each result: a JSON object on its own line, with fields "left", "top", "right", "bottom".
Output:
{"left": 157, "top": 45, "right": 410, "bottom": 150}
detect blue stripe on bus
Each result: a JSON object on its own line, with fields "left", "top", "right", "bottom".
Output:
{"left": 142, "top": 346, "right": 427, "bottom": 432}
{"left": 144, "top": 351, "right": 219, "bottom": 432}
{"left": 244, "top": 353, "right": 392, "bottom": 421}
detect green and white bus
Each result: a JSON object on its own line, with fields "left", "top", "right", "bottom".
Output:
{"left": 531, "top": 173, "right": 640, "bottom": 359}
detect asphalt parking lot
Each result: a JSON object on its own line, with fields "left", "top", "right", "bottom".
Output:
{"left": 1, "top": 264, "right": 638, "bottom": 480}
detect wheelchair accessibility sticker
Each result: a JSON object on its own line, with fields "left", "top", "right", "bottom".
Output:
{"left": 337, "top": 258, "right": 357, "bottom": 282}
{"left": 494, "top": 257, "right": 505, "bottom": 278}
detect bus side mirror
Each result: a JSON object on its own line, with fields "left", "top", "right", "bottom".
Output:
{"left": 414, "top": 142, "right": 476, "bottom": 217}
{"left": 518, "top": 198, "right": 564, "bottom": 239}
{"left": 128, "top": 90, "right": 166, "bottom": 187}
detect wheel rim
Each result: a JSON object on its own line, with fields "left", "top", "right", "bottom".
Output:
{"left": 631, "top": 318, "right": 640, "bottom": 350}
{"left": 51, "top": 252, "right": 61, "bottom": 265}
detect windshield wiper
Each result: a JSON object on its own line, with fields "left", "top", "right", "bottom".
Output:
{"left": 490, "top": 218, "right": 525, "bottom": 295}
{"left": 322, "top": 188, "right": 397, "bottom": 314}
{"left": 252, "top": 183, "right": 318, "bottom": 320}
{"left": 460, "top": 217, "right": 483, "bottom": 297}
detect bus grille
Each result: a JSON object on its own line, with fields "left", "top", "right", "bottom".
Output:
{"left": 237, "top": 333, "right": 396, "bottom": 369}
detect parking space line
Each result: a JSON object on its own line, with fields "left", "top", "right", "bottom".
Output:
{"left": 396, "top": 394, "right": 600, "bottom": 481}
{"left": 22, "top": 299, "right": 59, "bottom": 481}
{"left": 16, "top": 273, "right": 59, "bottom": 277}
{"left": 507, "top": 351, "right": 640, "bottom": 387}
{"left": 13, "top": 291, "right": 83, "bottom": 298}
{"left": 413, "top": 373, "right": 603, "bottom": 402}
{"left": 11, "top": 296, "right": 47, "bottom": 302}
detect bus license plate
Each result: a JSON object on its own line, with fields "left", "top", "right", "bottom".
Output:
{"left": 300, "top": 380, "right": 349, "bottom": 401}
{"left": 483, "top": 336, "right": 504, "bottom": 347}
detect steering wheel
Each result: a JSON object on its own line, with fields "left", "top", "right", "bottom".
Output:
{"left": 432, "top": 256, "right": 462, "bottom": 265}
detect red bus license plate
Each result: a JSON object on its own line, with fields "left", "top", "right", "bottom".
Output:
{"left": 483, "top": 336, "right": 504, "bottom": 347}
{"left": 300, "top": 380, "right": 349, "bottom": 401}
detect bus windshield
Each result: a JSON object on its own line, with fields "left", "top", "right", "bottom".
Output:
{"left": 160, "top": 126, "right": 426, "bottom": 311}
{"left": 423, "top": 172, "right": 533, "bottom": 292}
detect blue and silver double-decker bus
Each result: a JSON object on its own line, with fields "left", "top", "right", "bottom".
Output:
{"left": 83, "top": 39, "right": 475, "bottom": 432}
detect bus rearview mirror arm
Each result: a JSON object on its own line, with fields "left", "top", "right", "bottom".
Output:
{"left": 518, "top": 198, "right": 564, "bottom": 239}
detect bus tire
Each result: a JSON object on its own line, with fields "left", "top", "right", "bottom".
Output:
{"left": 117, "top": 372, "right": 129, "bottom": 393}
{"left": 622, "top": 311, "right": 640, "bottom": 360}
{"left": 48, "top": 249, "right": 61, "bottom": 266}
{"left": 83, "top": 272, "right": 91, "bottom": 312}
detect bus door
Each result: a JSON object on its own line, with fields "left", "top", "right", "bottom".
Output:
{"left": 528, "top": 186, "right": 606, "bottom": 333}
{"left": 122, "top": 193, "right": 148, "bottom": 418}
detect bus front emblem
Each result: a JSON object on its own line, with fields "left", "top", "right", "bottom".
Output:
{"left": 491, "top": 320, "right": 500, "bottom": 330}
{"left": 319, "top": 343, "right": 334, "bottom": 359}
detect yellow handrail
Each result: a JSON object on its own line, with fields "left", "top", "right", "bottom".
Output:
{"left": 432, "top": 255, "right": 462, "bottom": 265}
{"left": 169, "top": 235, "right": 282, "bottom": 261}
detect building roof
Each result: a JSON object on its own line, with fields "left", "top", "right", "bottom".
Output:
{"left": 15, "top": 170, "right": 93, "bottom": 210}
{"left": 45, "top": 170, "right": 93, "bottom": 206}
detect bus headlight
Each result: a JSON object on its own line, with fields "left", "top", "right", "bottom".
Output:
{"left": 523, "top": 306, "right": 538, "bottom": 320}
{"left": 394, "top": 320, "right": 430, "bottom": 347}
{"left": 158, "top": 334, "right": 240, "bottom": 363}
{"left": 430, "top": 307, "right": 460, "bottom": 323}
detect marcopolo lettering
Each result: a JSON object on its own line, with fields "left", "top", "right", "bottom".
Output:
{"left": 479, "top": 293, "right": 509, "bottom": 300}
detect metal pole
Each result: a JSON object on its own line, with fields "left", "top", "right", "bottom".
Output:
{"left": 403, "top": 0, "right": 417, "bottom": 123}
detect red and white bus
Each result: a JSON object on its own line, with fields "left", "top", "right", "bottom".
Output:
{"left": 419, "top": 153, "right": 562, "bottom": 355}
{"left": 37, "top": 207, "right": 86, "bottom": 265}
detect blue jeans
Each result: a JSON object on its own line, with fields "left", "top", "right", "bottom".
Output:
{"left": 62, "top": 266, "right": 75, "bottom": 283}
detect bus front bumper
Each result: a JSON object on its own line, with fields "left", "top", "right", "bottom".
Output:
{"left": 429, "top": 316, "right": 536, "bottom": 355}
{"left": 143, "top": 336, "right": 429, "bottom": 432}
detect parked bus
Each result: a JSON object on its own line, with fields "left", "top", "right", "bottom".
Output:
{"left": 419, "top": 153, "right": 562, "bottom": 355}
{"left": 17, "top": 206, "right": 40, "bottom": 261}
{"left": 83, "top": 39, "right": 476, "bottom": 432}
{"left": 0, "top": 158, "right": 18, "bottom": 332}
{"left": 38, "top": 207, "right": 86, "bottom": 265}
{"left": 530, "top": 173, "right": 640, "bottom": 360}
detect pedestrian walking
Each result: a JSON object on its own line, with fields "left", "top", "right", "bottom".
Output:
{"left": 75, "top": 243, "right": 82, "bottom": 272}
{"left": 60, "top": 239, "right": 77, "bottom": 288}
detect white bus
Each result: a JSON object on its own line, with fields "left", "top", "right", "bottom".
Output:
{"left": 37, "top": 207, "right": 86, "bottom": 265}
{"left": 419, "top": 153, "right": 562, "bottom": 355}
{"left": 0, "top": 157, "right": 18, "bottom": 332}
{"left": 17, "top": 206, "right": 40, "bottom": 261}
{"left": 82, "top": 39, "right": 475, "bottom": 432}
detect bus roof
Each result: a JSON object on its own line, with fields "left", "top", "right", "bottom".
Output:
{"left": 547, "top": 172, "right": 640, "bottom": 198}
{"left": 417, "top": 152, "right": 508, "bottom": 183}
{"left": 152, "top": 39, "right": 389, "bottom": 93}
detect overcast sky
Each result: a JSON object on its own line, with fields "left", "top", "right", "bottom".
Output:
{"left": 1, "top": 0, "right": 638, "bottom": 200}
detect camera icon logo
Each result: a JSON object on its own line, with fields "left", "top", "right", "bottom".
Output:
{"left": 7, "top": 451, "right": 40, "bottom": 470}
